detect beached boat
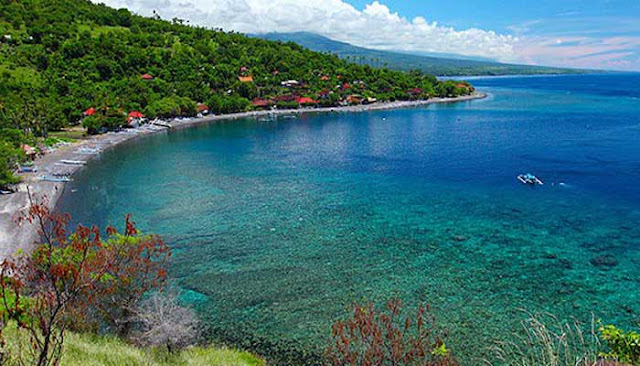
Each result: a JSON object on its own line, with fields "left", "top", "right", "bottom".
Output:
{"left": 19, "top": 166, "right": 38, "bottom": 173}
{"left": 517, "top": 173, "right": 543, "bottom": 186}
{"left": 39, "top": 175, "right": 72, "bottom": 182}
{"left": 60, "top": 159, "right": 86, "bottom": 165}
{"left": 76, "top": 147, "right": 101, "bottom": 154}
{"left": 151, "top": 120, "right": 172, "bottom": 128}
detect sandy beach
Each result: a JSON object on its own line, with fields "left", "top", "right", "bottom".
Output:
{"left": 0, "top": 92, "right": 486, "bottom": 260}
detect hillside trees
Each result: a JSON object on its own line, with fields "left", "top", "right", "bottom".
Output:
{"left": 0, "top": 0, "right": 472, "bottom": 135}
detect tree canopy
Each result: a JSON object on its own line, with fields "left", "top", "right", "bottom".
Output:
{"left": 0, "top": 0, "right": 473, "bottom": 185}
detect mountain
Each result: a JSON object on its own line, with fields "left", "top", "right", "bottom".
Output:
{"left": 256, "top": 32, "right": 587, "bottom": 76}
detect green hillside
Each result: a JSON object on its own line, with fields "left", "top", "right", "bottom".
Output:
{"left": 257, "top": 32, "right": 590, "bottom": 76}
{"left": 0, "top": 0, "right": 475, "bottom": 188}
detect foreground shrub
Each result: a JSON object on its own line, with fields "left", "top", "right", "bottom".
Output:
{"left": 132, "top": 290, "right": 199, "bottom": 353}
{"left": 489, "top": 313, "right": 599, "bottom": 366}
{"left": 325, "top": 298, "right": 456, "bottom": 366}
{"left": 0, "top": 198, "right": 170, "bottom": 365}
{"left": 599, "top": 325, "right": 640, "bottom": 365}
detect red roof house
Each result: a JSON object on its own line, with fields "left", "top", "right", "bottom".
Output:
{"left": 320, "top": 75, "right": 330, "bottom": 81}
{"left": 83, "top": 107, "right": 96, "bottom": 116}
{"left": 297, "top": 97, "right": 318, "bottom": 105}
{"left": 251, "top": 98, "right": 272, "bottom": 108}
{"left": 141, "top": 73, "right": 154, "bottom": 80}
{"left": 127, "top": 111, "right": 145, "bottom": 125}
{"left": 196, "top": 104, "right": 209, "bottom": 113}
{"left": 128, "top": 111, "right": 145, "bottom": 120}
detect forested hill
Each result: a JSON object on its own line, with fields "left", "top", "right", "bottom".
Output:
{"left": 257, "top": 32, "right": 589, "bottom": 76}
{"left": 0, "top": 0, "right": 475, "bottom": 187}
{"left": 0, "top": 0, "right": 471, "bottom": 131}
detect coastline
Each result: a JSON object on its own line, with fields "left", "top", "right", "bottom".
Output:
{"left": 0, "top": 92, "right": 486, "bottom": 260}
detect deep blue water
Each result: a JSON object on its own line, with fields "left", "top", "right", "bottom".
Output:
{"left": 58, "top": 73, "right": 640, "bottom": 362}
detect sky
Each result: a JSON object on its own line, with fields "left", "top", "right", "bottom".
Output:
{"left": 96, "top": 0, "right": 640, "bottom": 71}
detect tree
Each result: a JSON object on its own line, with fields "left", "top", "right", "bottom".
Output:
{"left": 0, "top": 198, "right": 171, "bottom": 364}
{"left": 0, "top": 201, "right": 107, "bottom": 366}
{"left": 91, "top": 216, "right": 171, "bottom": 337}
{"left": 131, "top": 290, "right": 199, "bottom": 353}
{"left": 326, "top": 299, "right": 457, "bottom": 366}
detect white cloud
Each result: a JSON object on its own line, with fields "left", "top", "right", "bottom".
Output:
{"left": 94, "top": 0, "right": 519, "bottom": 62}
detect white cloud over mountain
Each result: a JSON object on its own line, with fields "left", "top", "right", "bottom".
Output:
{"left": 94, "top": 0, "right": 519, "bottom": 62}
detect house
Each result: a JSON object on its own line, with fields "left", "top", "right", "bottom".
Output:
{"left": 21, "top": 144, "right": 37, "bottom": 159}
{"left": 83, "top": 107, "right": 96, "bottom": 117}
{"left": 280, "top": 80, "right": 300, "bottom": 88}
{"left": 318, "top": 90, "right": 331, "bottom": 99}
{"left": 320, "top": 75, "right": 330, "bottom": 81}
{"left": 365, "top": 97, "right": 378, "bottom": 104}
{"left": 297, "top": 97, "right": 318, "bottom": 106}
{"left": 251, "top": 98, "right": 273, "bottom": 109}
{"left": 341, "top": 82, "right": 351, "bottom": 90}
{"left": 127, "top": 111, "right": 145, "bottom": 127}
{"left": 238, "top": 75, "right": 254, "bottom": 83}
{"left": 141, "top": 73, "right": 154, "bottom": 80}
{"left": 196, "top": 103, "right": 210, "bottom": 115}
{"left": 274, "top": 94, "right": 298, "bottom": 103}
{"left": 456, "top": 83, "right": 474, "bottom": 92}
{"left": 346, "top": 95, "right": 364, "bottom": 105}
{"left": 407, "top": 88, "right": 423, "bottom": 99}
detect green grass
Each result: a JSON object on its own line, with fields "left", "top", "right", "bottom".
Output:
{"left": 48, "top": 129, "right": 86, "bottom": 141}
{"left": 76, "top": 23, "right": 131, "bottom": 37}
{"left": 3, "top": 324, "right": 264, "bottom": 366}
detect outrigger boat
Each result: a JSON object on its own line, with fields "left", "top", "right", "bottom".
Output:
{"left": 76, "top": 147, "right": 101, "bottom": 155}
{"left": 59, "top": 159, "right": 86, "bottom": 165}
{"left": 39, "top": 175, "right": 72, "bottom": 183}
{"left": 517, "top": 173, "right": 543, "bottom": 186}
{"left": 19, "top": 166, "right": 38, "bottom": 173}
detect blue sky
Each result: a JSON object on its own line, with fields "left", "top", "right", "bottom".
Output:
{"left": 345, "top": 0, "right": 640, "bottom": 70}
{"left": 99, "top": 0, "right": 640, "bottom": 71}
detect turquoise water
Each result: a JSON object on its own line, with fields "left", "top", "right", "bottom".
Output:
{"left": 58, "top": 74, "right": 640, "bottom": 363}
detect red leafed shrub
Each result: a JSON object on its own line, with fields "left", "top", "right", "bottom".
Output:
{"left": 326, "top": 299, "right": 457, "bottom": 366}
{"left": 0, "top": 198, "right": 170, "bottom": 365}
{"left": 91, "top": 214, "right": 171, "bottom": 336}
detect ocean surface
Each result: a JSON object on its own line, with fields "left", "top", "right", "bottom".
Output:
{"left": 58, "top": 73, "right": 640, "bottom": 362}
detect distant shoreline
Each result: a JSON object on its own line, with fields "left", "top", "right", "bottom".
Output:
{"left": 0, "top": 92, "right": 486, "bottom": 260}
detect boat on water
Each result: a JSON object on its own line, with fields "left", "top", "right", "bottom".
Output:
{"left": 60, "top": 159, "right": 86, "bottom": 165}
{"left": 40, "top": 175, "right": 72, "bottom": 183}
{"left": 517, "top": 173, "right": 543, "bottom": 186}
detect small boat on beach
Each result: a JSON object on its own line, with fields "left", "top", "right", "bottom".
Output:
{"left": 517, "top": 173, "right": 543, "bottom": 186}
{"left": 60, "top": 159, "right": 86, "bottom": 165}
{"left": 39, "top": 175, "right": 72, "bottom": 183}
{"left": 19, "top": 166, "right": 38, "bottom": 173}
{"left": 76, "top": 147, "right": 101, "bottom": 154}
